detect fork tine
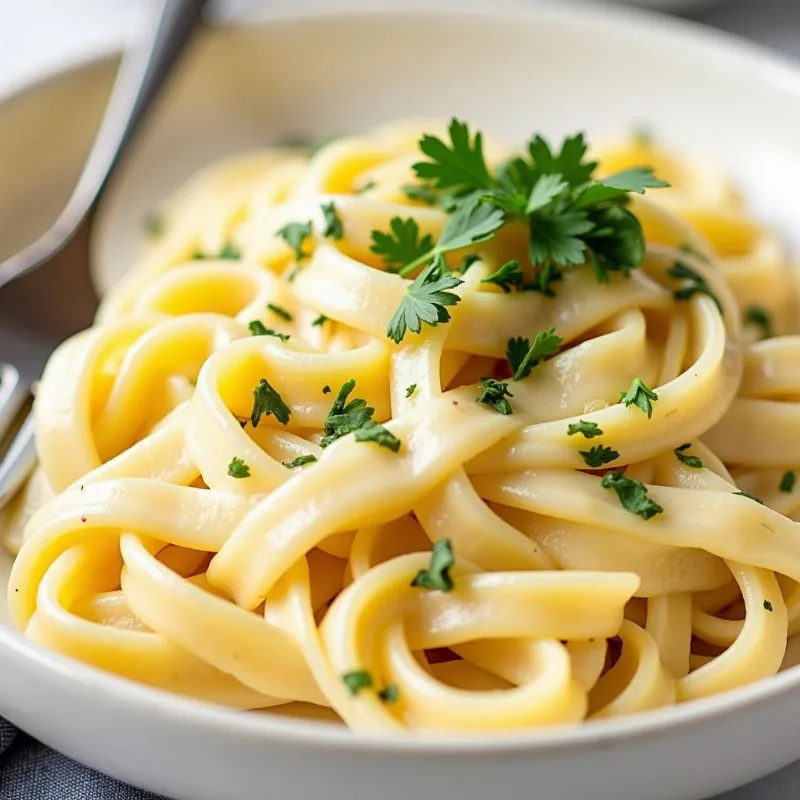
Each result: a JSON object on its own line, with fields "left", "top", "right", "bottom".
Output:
{"left": 0, "top": 363, "right": 29, "bottom": 436}
{"left": 0, "top": 411, "right": 36, "bottom": 511}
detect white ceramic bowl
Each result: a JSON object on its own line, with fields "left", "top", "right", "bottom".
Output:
{"left": 3, "top": 3, "right": 800, "bottom": 799}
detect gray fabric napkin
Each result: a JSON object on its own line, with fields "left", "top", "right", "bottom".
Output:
{"left": 0, "top": 718, "right": 164, "bottom": 799}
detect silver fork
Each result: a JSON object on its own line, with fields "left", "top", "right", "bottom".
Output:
{"left": 0, "top": 0, "right": 209, "bottom": 511}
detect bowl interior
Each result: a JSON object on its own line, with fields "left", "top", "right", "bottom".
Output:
{"left": 3, "top": 0, "right": 800, "bottom": 752}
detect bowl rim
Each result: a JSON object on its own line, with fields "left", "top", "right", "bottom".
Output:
{"left": 4, "top": 0, "right": 800, "bottom": 755}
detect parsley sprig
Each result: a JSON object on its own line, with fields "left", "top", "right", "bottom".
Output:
{"left": 580, "top": 445, "right": 619, "bottom": 468}
{"left": 321, "top": 379, "right": 375, "bottom": 447}
{"left": 277, "top": 221, "right": 313, "bottom": 261}
{"left": 251, "top": 379, "right": 291, "bottom": 427}
{"left": 227, "top": 457, "right": 250, "bottom": 478}
{"left": 568, "top": 420, "right": 602, "bottom": 438}
{"left": 620, "top": 378, "right": 658, "bottom": 418}
{"left": 476, "top": 378, "right": 513, "bottom": 415}
{"left": 507, "top": 327, "right": 562, "bottom": 381}
{"left": 411, "top": 540, "right": 455, "bottom": 592}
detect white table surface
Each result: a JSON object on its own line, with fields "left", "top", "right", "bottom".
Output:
{"left": 1, "top": 1, "right": 799, "bottom": 798}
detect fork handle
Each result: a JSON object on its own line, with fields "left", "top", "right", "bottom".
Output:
{"left": 0, "top": 0, "right": 209, "bottom": 289}
{"left": 0, "top": 413, "right": 35, "bottom": 511}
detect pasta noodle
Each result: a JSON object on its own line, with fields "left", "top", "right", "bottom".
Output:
{"left": 3, "top": 120, "right": 800, "bottom": 734}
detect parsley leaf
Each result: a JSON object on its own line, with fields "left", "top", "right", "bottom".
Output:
{"left": 276, "top": 220, "right": 313, "bottom": 261}
{"left": 675, "top": 443, "right": 704, "bottom": 469}
{"left": 780, "top": 471, "right": 795, "bottom": 493}
{"left": 481, "top": 260, "right": 523, "bottom": 293}
{"left": 250, "top": 379, "right": 291, "bottom": 427}
{"left": 434, "top": 197, "right": 505, "bottom": 257}
{"left": 248, "top": 321, "right": 290, "bottom": 340}
{"left": 371, "top": 217, "right": 434, "bottom": 271}
{"left": 668, "top": 261, "right": 723, "bottom": 313}
{"left": 734, "top": 490, "right": 764, "bottom": 504}
{"left": 402, "top": 183, "right": 439, "bottom": 204}
{"left": 227, "top": 457, "right": 250, "bottom": 478}
{"left": 267, "top": 303, "right": 293, "bottom": 322}
{"left": 312, "top": 314, "right": 328, "bottom": 327}
{"left": 411, "top": 539, "right": 455, "bottom": 592}
{"left": 282, "top": 454, "right": 318, "bottom": 469}
{"left": 321, "top": 379, "right": 375, "bottom": 447}
{"left": 764, "top": 599, "right": 774, "bottom": 612}
{"left": 507, "top": 327, "right": 562, "bottom": 381}
{"left": 378, "top": 684, "right": 399, "bottom": 704}
{"left": 568, "top": 420, "right": 603, "bottom": 438}
{"left": 191, "top": 242, "right": 241, "bottom": 260}
{"left": 620, "top": 378, "right": 658, "bottom": 418}
{"left": 413, "top": 119, "right": 493, "bottom": 191}
{"left": 602, "top": 471, "right": 664, "bottom": 520}
{"left": 580, "top": 445, "right": 619, "bottom": 468}
{"left": 476, "top": 378, "right": 513, "bottom": 415}
{"left": 354, "top": 421, "right": 401, "bottom": 451}
{"left": 573, "top": 167, "right": 669, "bottom": 208}
{"left": 386, "top": 255, "right": 463, "bottom": 344}
{"left": 744, "top": 305, "right": 773, "bottom": 340}
{"left": 342, "top": 670, "right": 373, "bottom": 696}
{"left": 321, "top": 201, "right": 344, "bottom": 239}
{"left": 406, "top": 384, "right": 417, "bottom": 398}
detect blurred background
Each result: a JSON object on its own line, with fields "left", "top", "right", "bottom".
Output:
{"left": 0, "top": 0, "right": 798, "bottom": 95}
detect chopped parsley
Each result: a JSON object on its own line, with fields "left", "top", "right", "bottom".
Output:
{"left": 354, "top": 422, "right": 401, "bottom": 452}
{"left": 311, "top": 314, "right": 328, "bottom": 327}
{"left": 385, "top": 255, "right": 463, "bottom": 344}
{"left": 620, "top": 378, "right": 658, "bottom": 418}
{"left": 674, "top": 443, "right": 704, "bottom": 469}
{"left": 476, "top": 378, "right": 513, "bottom": 415}
{"left": 764, "top": 599, "right": 774, "bottom": 612}
{"left": 668, "top": 261, "right": 722, "bottom": 312}
{"left": 744, "top": 305, "right": 773, "bottom": 340}
{"left": 321, "top": 201, "right": 344, "bottom": 239}
{"left": 321, "top": 379, "right": 375, "bottom": 447}
{"left": 248, "top": 321, "right": 290, "bottom": 340}
{"left": 342, "top": 670, "right": 373, "bottom": 696}
{"left": 378, "top": 684, "right": 399, "bottom": 704}
{"left": 602, "top": 471, "right": 664, "bottom": 520}
{"left": 276, "top": 220, "right": 313, "bottom": 261}
{"left": 507, "top": 327, "right": 562, "bottom": 381}
{"left": 411, "top": 539, "right": 455, "bottom": 592}
{"left": 580, "top": 445, "right": 619, "bottom": 468}
{"left": 567, "top": 420, "right": 603, "bottom": 438}
{"left": 250, "top": 379, "right": 291, "bottom": 427}
{"left": 282, "top": 455, "right": 318, "bottom": 469}
{"left": 355, "top": 180, "right": 376, "bottom": 194}
{"left": 143, "top": 212, "right": 164, "bottom": 238}
{"left": 227, "top": 457, "right": 250, "bottom": 478}
{"left": 405, "top": 384, "right": 417, "bottom": 398}
{"left": 191, "top": 242, "right": 241, "bottom": 260}
{"left": 734, "top": 490, "right": 764, "bottom": 505}
{"left": 267, "top": 303, "right": 293, "bottom": 322}
{"left": 780, "top": 471, "right": 796, "bottom": 493}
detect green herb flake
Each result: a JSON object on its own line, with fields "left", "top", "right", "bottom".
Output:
{"left": 276, "top": 220, "right": 313, "bottom": 261}
{"left": 282, "top": 454, "right": 318, "bottom": 469}
{"left": 267, "top": 303, "right": 294, "bottom": 322}
{"left": 250, "top": 378, "right": 291, "bottom": 427}
{"left": 248, "top": 321, "right": 290, "bottom": 340}
{"left": 476, "top": 378, "right": 513, "bottom": 415}
{"left": 143, "top": 212, "right": 164, "bottom": 238}
{"left": 734, "top": 490, "right": 764, "bottom": 505}
{"left": 355, "top": 180, "right": 376, "bottom": 194}
{"left": 744, "top": 305, "right": 774, "bottom": 340}
{"left": 567, "top": 420, "right": 603, "bottom": 438}
{"left": 580, "top": 445, "right": 619, "bottom": 468}
{"left": 674, "top": 443, "right": 704, "bottom": 469}
{"left": 321, "top": 201, "right": 344, "bottom": 240}
{"left": 764, "top": 599, "right": 774, "bottom": 612}
{"left": 354, "top": 421, "right": 401, "bottom": 452}
{"left": 601, "top": 471, "right": 664, "bottom": 521}
{"left": 507, "top": 327, "right": 562, "bottom": 381}
{"left": 312, "top": 314, "right": 329, "bottom": 327}
{"left": 668, "top": 261, "right": 723, "bottom": 313}
{"left": 620, "top": 378, "right": 659, "bottom": 418}
{"left": 405, "top": 384, "right": 417, "bottom": 398}
{"left": 411, "top": 539, "right": 455, "bottom": 592}
{"left": 321, "top": 379, "right": 375, "bottom": 447}
{"left": 780, "top": 471, "right": 796, "bottom": 493}
{"left": 378, "top": 684, "right": 399, "bottom": 704}
{"left": 227, "top": 457, "right": 251, "bottom": 478}
{"left": 481, "top": 260, "right": 523, "bottom": 293}
{"left": 342, "top": 670, "right": 374, "bottom": 696}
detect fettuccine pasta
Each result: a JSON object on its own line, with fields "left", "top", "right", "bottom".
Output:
{"left": 3, "top": 120, "right": 800, "bottom": 734}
